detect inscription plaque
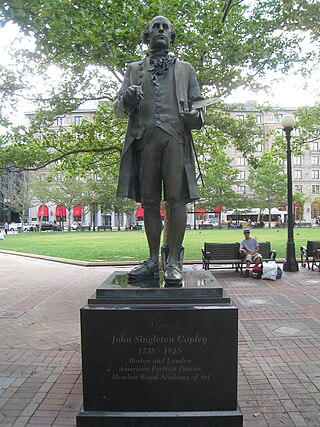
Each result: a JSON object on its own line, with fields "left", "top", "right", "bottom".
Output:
{"left": 81, "top": 306, "right": 237, "bottom": 411}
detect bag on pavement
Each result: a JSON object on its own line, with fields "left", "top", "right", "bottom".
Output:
{"left": 261, "top": 260, "right": 277, "bottom": 280}
{"left": 251, "top": 264, "right": 262, "bottom": 279}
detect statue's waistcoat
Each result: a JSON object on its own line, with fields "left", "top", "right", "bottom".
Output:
{"left": 131, "top": 59, "right": 183, "bottom": 143}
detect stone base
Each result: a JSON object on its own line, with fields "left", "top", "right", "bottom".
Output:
{"left": 77, "top": 271, "right": 243, "bottom": 427}
{"left": 77, "top": 407, "right": 243, "bottom": 427}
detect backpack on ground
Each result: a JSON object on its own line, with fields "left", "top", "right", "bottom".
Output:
{"left": 251, "top": 264, "right": 262, "bottom": 279}
{"left": 276, "top": 266, "right": 282, "bottom": 279}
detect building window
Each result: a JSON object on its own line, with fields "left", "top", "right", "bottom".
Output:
{"left": 74, "top": 116, "right": 83, "bottom": 125}
{"left": 292, "top": 128, "right": 301, "bottom": 137}
{"left": 312, "top": 170, "right": 320, "bottom": 179}
{"left": 274, "top": 113, "right": 283, "bottom": 123}
{"left": 256, "top": 143, "right": 263, "bottom": 152}
{"left": 236, "top": 115, "right": 245, "bottom": 121}
{"left": 312, "top": 185, "right": 320, "bottom": 195}
{"left": 310, "top": 141, "right": 319, "bottom": 151}
{"left": 294, "top": 185, "right": 302, "bottom": 193}
{"left": 294, "top": 170, "right": 302, "bottom": 179}
{"left": 237, "top": 171, "right": 246, "bottom": 180}
{"left": 311, "top": 156, "right": 319, "bottom": 165}
{"left": 238, "top": 185, "right": 246, "bottom": 194}
{"left": 255, "top": 115, "right": 262, "bottom": 124}
{"left": 237, "top": 157, "right": 246, "bottom": 166}
{"left": 293, "top": 156, "right": 302, "bottom": 166}
{"left": 56, "top": 117, "right": 64, "bottom": 126}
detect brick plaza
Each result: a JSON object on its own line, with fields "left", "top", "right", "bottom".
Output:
{"left": 0, "top": 252, "right": 319, "bottom": 427}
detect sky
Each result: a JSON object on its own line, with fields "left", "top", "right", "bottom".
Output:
{"left": 0, "top": 22, "right": 319, "bottom": 126}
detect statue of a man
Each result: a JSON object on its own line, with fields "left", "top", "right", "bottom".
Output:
{"left": 114, "top": 16, "right": 205, "bottom": 283}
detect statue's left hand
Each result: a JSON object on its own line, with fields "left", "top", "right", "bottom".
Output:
{"left": 180, "top": 109, "right": 199, "bottom": 126}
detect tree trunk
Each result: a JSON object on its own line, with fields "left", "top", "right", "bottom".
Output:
{"left": 117, "top": 211, "right": 120, "bottom": 231}
{"left": 68, "top": 210, "right": 72, "bottom": 232}
{"left": 268, "top": 207, "right": 271, "bottom": 228}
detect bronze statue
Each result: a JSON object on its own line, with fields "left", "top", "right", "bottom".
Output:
{"left": 114, "top": 16, "right": 205, "bottom": 283}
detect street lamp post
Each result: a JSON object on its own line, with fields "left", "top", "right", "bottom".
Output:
{"left": 281, "top": 114, "right": 299, "bottom": 272}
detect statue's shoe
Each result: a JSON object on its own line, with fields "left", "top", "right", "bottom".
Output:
{"left": 164, "top": 264, "right": 182, "bottom": 284}
{"left": 128, "top": 258, "right": 160, "bottom": 279}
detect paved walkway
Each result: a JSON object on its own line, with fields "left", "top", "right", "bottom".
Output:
{"left": 0, "top": 253, "right": 319, "bottom": 427}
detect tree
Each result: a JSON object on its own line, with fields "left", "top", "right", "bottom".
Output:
{"left": 45, "top": 171, "right": 89, "bottom": 231}
{"left": 200, "top": 149, "right": 239, "bottom": 227}
{"left": 247, "top": 151, "right": 287, "bottom": 228}
{"left": 1, "top": 1, "right": 320, "bottom": 173}
{"left": 295, "top": 103, "right": 320, "bottom": 142}
{"left": 293, "top": 192, "right": 308, "bottom": 224}
{"left": 1, "top": 0, "right": 319, "bottom": 106}
{"left": 30, "top": 171, "right": 53, "bottom": 230}
{"left": 0, "top": 170, "right": 37, "bottom": 226}
{"left": 83, "top": 173, "right": 137, "bottom": 231}
{"left": 0, "top": 102, "right": 124, "bottom": 173}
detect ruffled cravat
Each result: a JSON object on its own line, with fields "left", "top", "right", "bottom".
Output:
{"left": 148, "top": 50, "right": 175, "bottom": 76}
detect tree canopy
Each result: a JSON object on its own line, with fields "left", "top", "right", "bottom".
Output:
{"left": 1, "top": 0, "right": 320, "bottom": 178}
{"left": 1, "top": 1, "right": 320, "bottom": 116}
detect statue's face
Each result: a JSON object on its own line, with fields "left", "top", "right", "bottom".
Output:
{"left": 148, "top": 16, "right": 172, "bottom": 50}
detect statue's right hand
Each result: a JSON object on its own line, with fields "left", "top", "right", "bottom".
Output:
{"left": 123, "top": 85, "right": 143, "bottom": 106}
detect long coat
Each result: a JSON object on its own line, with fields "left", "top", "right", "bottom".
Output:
{"left": 114, "top": 58, "right": 204, "bottom": 203}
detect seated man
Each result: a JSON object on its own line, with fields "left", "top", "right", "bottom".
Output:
{"left": 240, "top": 228, "right": 262, "bottom": 278}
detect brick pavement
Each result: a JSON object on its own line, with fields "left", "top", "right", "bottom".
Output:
{"left": 0, "top": 252, "right": 319, "bottom": 426}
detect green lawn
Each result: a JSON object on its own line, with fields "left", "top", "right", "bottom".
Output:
{"left": 0, "top": 228, "right": 317, "bottom": 262}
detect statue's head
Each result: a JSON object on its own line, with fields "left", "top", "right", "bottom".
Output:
{"left": 143, "top": 16, "right": 176, "bottom": 50}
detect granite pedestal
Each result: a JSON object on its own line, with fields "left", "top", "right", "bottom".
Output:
{"left": 77, "top": 271, "right": 243, "bottom": 426}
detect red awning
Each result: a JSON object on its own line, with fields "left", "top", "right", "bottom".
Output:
{"left": 56, "top": 205, "right": 66, "bottom": 216}
{"left": 136, "top": 207, "right": 144, "bottom": 218}
{"left": 38, "top": 205, "right": 49, "bottom": 218}
{"left": 73, "top": 205, "right": 83, "bottom": 217}
{"left": 215, "top": 205, "right": 223, "bottom": 213}
{"left": 196, "top": 208, "right": 207, "bottom": 217}
{"left": 136, "top": 207, "right": 165, "bottom": 218}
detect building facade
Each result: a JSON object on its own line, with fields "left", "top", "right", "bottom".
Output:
{"left": 227, "top": 101, "right": 320, "bottom": 222}
{"left": 14, "top": 109, "right": 134, "bottom": 229}
{"left": 10, "top": 103, "right": 319, "bottom": 227}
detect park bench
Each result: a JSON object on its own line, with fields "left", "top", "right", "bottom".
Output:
{"left": 199, "top": 223, "right": 214, "bottom": 230}
{"left": 296, "top": 221, "right": 312, "bottom": 228}
{"left": 202, "top": 242, "right": 242, "bottom": 271}
{"left": 79, "top": 225, "right": 91, "bottom": 231}
{"left": 97, "top": 225, "right": 112, "bottom": 231}
{"left": 300, "top": 240, "right": 320, "bottom": 270}
{"left": 240, "top": 241, "right": 277, "bottom": 270}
